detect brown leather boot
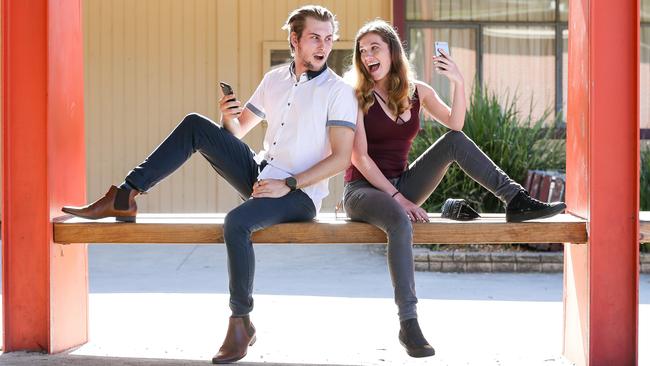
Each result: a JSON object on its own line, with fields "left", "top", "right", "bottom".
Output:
{"left": 212, "top": 316, "right": 256, "bottom": 364}
{"left": 61, "top": 185, "right": 138, "bottom": 222}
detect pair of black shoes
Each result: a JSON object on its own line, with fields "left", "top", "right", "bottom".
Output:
{"left": 399, "top": 318, "right": 435, "bottom": 358}
{"left": 505, "top": 190, "right": 566, "bottom": 223}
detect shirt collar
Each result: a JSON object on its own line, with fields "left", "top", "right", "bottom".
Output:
{"left": 289, "top": 61, "right": 328, "bottom": 80}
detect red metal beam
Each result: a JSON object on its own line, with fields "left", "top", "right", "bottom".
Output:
{"left": 2, "top": 0, "right": 88, "bottom": 352}
{"left": 564, "top": 0, "right": 639, "bottom": 364}
{"left": 392, "top": 0, "right": 405, "bottom": 39}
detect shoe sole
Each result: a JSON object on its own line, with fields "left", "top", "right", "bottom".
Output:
{"left": 398, "top": 338, "right": 436, "bottom": 358}
{"left": 211, "top": 335, "right": 256, "bottom": 364}
{"left": 61, "top": 208, "right": 136, "bottom": 223}
{"left": 506, "top": 203, "right": 567, "bottom": 223}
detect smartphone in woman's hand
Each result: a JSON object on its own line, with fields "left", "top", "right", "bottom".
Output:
{"left": 434, "top": 41, "right": 449, "bottom": 57}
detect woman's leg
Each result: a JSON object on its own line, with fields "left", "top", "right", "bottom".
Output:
{"left": 344, "top": 180, "right": 417, "bottom": 321}
{"left": 397, "top": 130, "right": 523, "bottom": 206}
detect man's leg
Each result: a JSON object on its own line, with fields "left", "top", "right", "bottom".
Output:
{"left": 126, "top": 113, "right": 258, "bottom": 198}
{"left": 213, "top": 190, "right": 316, "bottom": 364}
{"left": 224, "top": 190, "right": 316, "bottom": 315}
{"left": 62, "top": 113, "right": 258, "bottom": 221}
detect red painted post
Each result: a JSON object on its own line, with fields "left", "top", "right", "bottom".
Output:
{"left": 564, "top": 0, "right": 639, "bottom": 365}
{"left": 2, "top": 0, "right": 88, "bottom": 352}
{"left": 392, "top": 0, "right": 405, "bottom": 38}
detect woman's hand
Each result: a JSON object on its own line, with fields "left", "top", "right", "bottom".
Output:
{"left": 433, "top": 49, "right": 464, "bottom": 85}
{"left": 394, "top": 193, "right": 430, "bottom": 223}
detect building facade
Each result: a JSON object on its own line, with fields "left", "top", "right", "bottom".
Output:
{"left": 1, "top": 0, "right": 648, "bottom": 214}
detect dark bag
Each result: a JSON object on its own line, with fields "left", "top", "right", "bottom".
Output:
{"left": 441, "top": 198, "right": 481, "bottom": 221}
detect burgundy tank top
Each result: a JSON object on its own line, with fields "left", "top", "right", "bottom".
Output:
{"left": 345, "top": 88, "right": 421, "bottom": 182}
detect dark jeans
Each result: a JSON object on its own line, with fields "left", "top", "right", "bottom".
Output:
{"left": 125, "top": 113, "right": 317, "bottom": 315}
{"left": 343, "top": 130, "right": 523, "bottom": 321}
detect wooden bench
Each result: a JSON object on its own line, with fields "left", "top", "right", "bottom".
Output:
{"left": 53, "top": 213, "right": 594, "bottom": 244}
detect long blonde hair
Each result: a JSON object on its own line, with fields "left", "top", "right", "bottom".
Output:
{"left": 351, "top": 20, "right": 415, "bottom": 115}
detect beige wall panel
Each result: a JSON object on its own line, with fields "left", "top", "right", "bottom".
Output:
{"left": 83, "top": 0, "right": 391, "bottom": 214}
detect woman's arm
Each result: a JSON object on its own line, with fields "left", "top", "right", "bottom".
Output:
{"left": 351, "top": 111, "right": 399, "bottom": 195}
{"left": 351, "top": 110, "right": 430, "bottom": 222}
{"left": 416, "top": 50, "right": 466, "bottom": 131}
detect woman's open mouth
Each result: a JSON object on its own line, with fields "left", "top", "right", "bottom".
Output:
{"left": 367, "top": 61, "right": 380, "bottom": 73}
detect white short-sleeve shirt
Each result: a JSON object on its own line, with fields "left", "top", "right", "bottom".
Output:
{"left": 245, "top": 63, "right": 357, "bottom": 212}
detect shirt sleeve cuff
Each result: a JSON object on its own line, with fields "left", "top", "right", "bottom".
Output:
{"left": 245, "top": 103, "right": 266, "bottom": 119}
{"left": 326, "top": 120, "right": 356, "bottom": 130}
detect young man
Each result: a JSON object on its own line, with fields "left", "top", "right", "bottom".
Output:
{"left": 62, "top": 5, "right": 357, "bottom": 364}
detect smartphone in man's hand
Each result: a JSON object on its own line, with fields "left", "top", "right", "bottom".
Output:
{"left": 220, "top": 81, "right": 234, "bottom": 98}
{"left": 219, "top": 82, "right": 238, "bottom": 109}
{"left": 434, "top": 41, "right": 449, "bottom": 57}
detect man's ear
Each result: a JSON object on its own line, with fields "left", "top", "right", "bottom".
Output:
{"left": 290, "top": 32, "right": 299, "bottom": 49}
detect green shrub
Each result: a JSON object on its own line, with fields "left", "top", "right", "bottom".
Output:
{"left": 641, "top": 145, "right": 650, "bottom": 211}
{"left": 642, "top": 146, "right": 650, "bottom": 252}
{"left": 409, "top": 85, "right": 565, "bottom": 213}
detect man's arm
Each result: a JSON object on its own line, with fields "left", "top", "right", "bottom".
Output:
{"left": 251, "top": 126, "right": 355, "bottom": 198}
{"left": 219, "top": 93, "right": 264, "bottom": 139}
{"left": 294, "top": 126, "right": 355, "bottom": 188}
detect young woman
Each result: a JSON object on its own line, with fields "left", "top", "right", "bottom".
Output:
{"left": 343, "top": 20, "right": 565, "bottom": 358}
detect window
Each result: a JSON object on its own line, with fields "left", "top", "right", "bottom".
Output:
{"left": 263, "top": 41, "right": 354, "bottom": 77}
{"left": 409, "top": 27, "right": 476, "bottom": 107}
{"left": 482, "top": 26, "right": 556, "bottom": 122}
{"left": 406, "top": 0, "right": 565, "bottom": 123}
{"left": 408, "top": 0, "right": 650, "bottom": 130}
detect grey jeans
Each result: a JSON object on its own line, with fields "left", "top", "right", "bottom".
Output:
{"left": 343, "top": 130, "right": 523, "bottom": 321}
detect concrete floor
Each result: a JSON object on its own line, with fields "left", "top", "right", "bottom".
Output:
{"left": 1, "top": 244, "right": 648, "bottom": 365}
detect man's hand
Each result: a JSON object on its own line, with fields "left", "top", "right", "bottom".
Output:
{"left": 251, "top": 179, "right": 291, "bottom": 198}
{"left": 219, "top": 93, "right": 242, "bottom": 123}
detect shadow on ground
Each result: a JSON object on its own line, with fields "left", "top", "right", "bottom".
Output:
{"left": 0, "top": 352, "right": 355, "bottom": 366}
{"left": 86, "top": 244, "right": 569, "bottom": 302}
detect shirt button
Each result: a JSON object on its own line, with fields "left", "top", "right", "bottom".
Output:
{"left": 270, "top": 157, "right": 274, "bottom": 161}
{"left": 273, "top": 142, "right": 277, "bottom": 145}
{"left": 287, "top": 103, "right": 290, "bottom": 106}
{"left": 281, "top": 123, "right": 285, "bottom": 126}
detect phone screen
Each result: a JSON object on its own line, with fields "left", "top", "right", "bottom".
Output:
{"left": 434, "top": 41, "right": 449, "bottom": 57}
{"left": 220, "top": 82, "right": 234, "bottom": 96}
{"left": 220, "top": 82, "right": 237, "bottom": 109}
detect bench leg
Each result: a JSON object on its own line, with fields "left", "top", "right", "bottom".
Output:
{"left": 2, "top": 0, "right": 88, "bottom": 353}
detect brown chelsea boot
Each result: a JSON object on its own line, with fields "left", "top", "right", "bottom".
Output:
{"left": 61, "top": 185, "right": 138, "bottom": 222}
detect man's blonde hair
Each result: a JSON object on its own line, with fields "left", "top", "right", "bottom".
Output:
{"left": 282, "top": 5, "right": 339, "bottom": 55}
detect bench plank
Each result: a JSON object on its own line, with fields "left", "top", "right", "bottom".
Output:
{"left": 53, "top": 213, "right": 588, "bottom": 244}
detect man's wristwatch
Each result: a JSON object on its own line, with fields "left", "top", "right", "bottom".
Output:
{"left": 285, "top": 176, "right": 297, "bottom": 191}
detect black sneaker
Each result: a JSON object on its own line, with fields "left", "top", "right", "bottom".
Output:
{"left": 398, "top": 318, "right": 435, "bottom": 358}
{"left": 506, "top": 190, "right": 567, "bottom": 223}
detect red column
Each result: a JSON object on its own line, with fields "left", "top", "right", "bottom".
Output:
{"left": 392, "top": 0, "right": 405, "bottom": 38}
{"left": 564, "top": 0, "right": 639, "bottom": 365}
{"left": 2, "top": 0, "right": 88, "bottom": 352}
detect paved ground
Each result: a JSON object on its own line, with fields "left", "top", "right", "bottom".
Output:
{"left": 1, "top": 244, "right": 648, "bottom": 365}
